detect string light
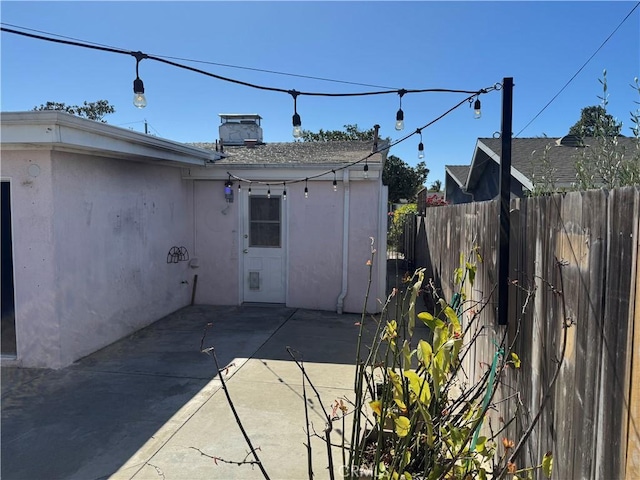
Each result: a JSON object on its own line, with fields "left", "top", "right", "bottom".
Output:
{"left": 473, "top": 98, "right": 482, "bottom": 119}
{"left": 395, "top": 89, "right": 406, "bottom": 131}
{"left": 0, "top": 26, "right": 500, "bottom": 137}
{"left": 283, "top": 182, "right": 287, "bottom": 201}
{"left": 267, "top": 184, "right": 271, "bottom": 199}
{"left": 291, "top": 91, "right": 302, "bottom": 139}
{"left": 418, "top": 129, "right": 424, "bottom": 159}
{"left": 0, "top": 26, "right": 504, "bottom": 197}
{"left": 364, "top": 159, "right": 369, "bottom": 178}
{"left": 223, "top": 84, "right": 500, "bottom": 196}
{"left": 304, "top": 178, "right": 309, "bottom": 198}
{"left": 133, "top": 51, "right": 147, "bottom": 108}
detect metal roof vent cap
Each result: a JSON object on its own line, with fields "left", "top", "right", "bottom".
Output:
{"left": 557, "top": 135, "right": 584, "bottom": 147}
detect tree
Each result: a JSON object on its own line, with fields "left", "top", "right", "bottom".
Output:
{"left": 568, "top": 105, "right": 622, "bottom": 138}
{"left": 301, "top": 124, "right": 428, "bottom": 202}
{"left": 300, "top": 123, "right": 375, "bottom": 142}
{"left": 429, "top": 179, "right": 442, "bottom": 191}
{"left": 572, "top": 71, "right": 640, "bottom": 190}
{"left": 383, "top": 155, "right": 428, "bottom": 203}
{"left": 33, "top": 100, "right": 115, "bottom": 123}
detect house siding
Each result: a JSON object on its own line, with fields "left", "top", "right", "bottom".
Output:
{"left": 1, "top": 150, "right": 61, "bottom": 367}
{"left": 3, "top": 149, "right": 195, "bottom": 368}
{"left": 446, "top": 161, "right": 526, "bottom": 204}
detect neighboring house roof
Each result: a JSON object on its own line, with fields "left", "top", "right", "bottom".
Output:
{"left": 191, "top": 140, "right": 387, "bottom": 166}
{"left": 1, "top": 111, "right": 220, "bottom": 166}
{"left": 447, "top": 135, "right": 638, "bottom": 192}
{"left": 445, "top": 165, "right": 471, "bottom": 188}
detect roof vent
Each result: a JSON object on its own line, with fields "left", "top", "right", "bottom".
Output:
{"left": 244, "top": 139, "right": 258, "bottom": 148}
{"left": 556, "top": 134, "right": 584, "bottom": 147}
{"left": 218, "top": 114, "right": 263, "bottom": 146}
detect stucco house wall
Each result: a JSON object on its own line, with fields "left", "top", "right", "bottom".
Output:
{"left": 191, "top": 176, "right": 387, "bottom": 314}
{"left": 1, "top": 111, "right": 388, "bottom": 368}
{"left": 1, "top": 111, "right": 214, "bottom": 368}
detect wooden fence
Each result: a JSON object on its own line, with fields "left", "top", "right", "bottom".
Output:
{"left": 406, "top": 186, "right": 640, "bottom": 479}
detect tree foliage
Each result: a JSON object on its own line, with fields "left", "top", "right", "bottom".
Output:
{"left": 301, "top": 124, "right": 429, "bottom": 202}
{"left": 33, "top": 100, "right": 115, "bottom": 123}
{"left": 573, "top": 71, "right": 640, "bottom": 190}
{"left": 300, "top": 123, "right": 375, "bottom": 142}
{"left": 568, "top": 105, "right": 622, "bottom": 138}
{"left": 383, "top": 155, "right": 429, "bottom": 203}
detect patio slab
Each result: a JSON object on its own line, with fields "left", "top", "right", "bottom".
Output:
{"left": 1, "top": 305, "right": 367, "bottom": 480}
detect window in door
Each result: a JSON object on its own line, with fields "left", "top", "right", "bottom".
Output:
{"left": 249, "top": 196, "right": 281, "bottom": 248}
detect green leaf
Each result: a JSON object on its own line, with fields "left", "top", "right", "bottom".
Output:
{"left": 401, "top": 341, "right": 412, "bottom": 371}
{"left": 417, "top": 339, "right": 432, "bottom": 368}
{"left": 466, "top": 261, "right": 476, "bottom": 286}
{"left": 418, "top": 312, "right": 445, "bottom": 332}
{"left": 395, "top": 416, "right": 410, "bottom": 437}
{"left": 542, "top": 451, "right": 553, "bottom": 478}
{"left": 511, "top": 352, "right": 521, "bottom": 369}
{"left": 443, "top": 306, "right": 461, "bottom": 334}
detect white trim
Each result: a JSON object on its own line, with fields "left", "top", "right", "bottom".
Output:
{"left": 444, "top": 166, "right": 467, "bottom": 188}
{"left": 1, "top": 111, "right": 218, "bottom": 166}
{"left": 184, "top": 164, "right": 382, "bottom": 181}
{"left": 476, "top": 139, "right": 533, "bottom": 191}
{"left": 377, "top": 183, "right": 389, "bottom": 309}
{"left": 336, "top": 169, "right": 350, "bottom": 314}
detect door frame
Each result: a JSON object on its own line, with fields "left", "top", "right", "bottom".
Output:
{"left": 1, "top": 178, "right": 17, "bottom": 358}
{"left": 238, "top": 185, "right": 288, "bottom": 305}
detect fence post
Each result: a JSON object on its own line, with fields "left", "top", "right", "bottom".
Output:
{"left": 498, "top": 77, "right": 514, "bottom": 326}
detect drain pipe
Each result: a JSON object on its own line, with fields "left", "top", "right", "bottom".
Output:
{"left": 336, "top": 169, "right": 350, "bottom": 314}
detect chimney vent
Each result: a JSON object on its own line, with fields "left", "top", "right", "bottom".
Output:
{"left": 219, "top": 114, "right": 263, "bottom": 146}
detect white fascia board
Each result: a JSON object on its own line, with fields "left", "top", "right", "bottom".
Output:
{"left": 444, "top": 167, "right": 466, "bottom": 188}
{"left": 511, "top": 167, "right": 533, "bottom": 190}
{"left": 183, "top": 162, "right": 382, "bottom": 181}
{"left": 476, "top": 139, "right": 533, "bottom": 190}
{"left": 0, "top": 111, "right": 217, "bottom": 166}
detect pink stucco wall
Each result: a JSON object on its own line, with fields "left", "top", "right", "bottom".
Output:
{"left": 1, "top": 151, "right": 61, "bottom": 366}
{"left": 193, "top": 176, "right": 385, "bottom": 314}
{"left": 193, "top": 179, "right": 240, "bottom": 305}
{"left": 2, "top": 150, "right": 195, "bottom": 368}
{"left": 287, "top": 181, "right": 345, "bottom": 311}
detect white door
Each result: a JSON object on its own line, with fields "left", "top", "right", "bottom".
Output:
{"left": 241, "top": 192, "right": 286, "bottom": 304}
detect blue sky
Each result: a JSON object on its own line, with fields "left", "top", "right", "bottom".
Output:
{"left": 2, "top": 1, "right": 639, "bottom": 185}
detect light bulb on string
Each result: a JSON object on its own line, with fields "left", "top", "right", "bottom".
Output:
{"left": 364, "top": 160, "right": 369, "bottom": 178}
{"left": 418, "top": 130, "right": 424, "bottom": 159}
{"left": 132, "top": 52, "right": 147, "bottom": 109}
{"left": 395, "top": 89, "right": 406, "bottom": 131}
{"left": 283, "top": 183, "right": 287, "bottom": 201}
{"left": 473, "top": 98, "right": 482, "bottom": 119}
{"left": 237, "top": 182, "right": 242, "bottom": 192}
{"left": 332, "top": 170, "right": 337, "bottom": 192}
{"left": 248, "top": 184, "right": 252, "bottom": 196}
{"left": 304, "top": 178, "right": 309, "bottom": 199}
{"left": 290, "top": 90, "right": 303, "bottom": 139}
{"left": 267, "top": 185, "right": 271, "bottom": 199}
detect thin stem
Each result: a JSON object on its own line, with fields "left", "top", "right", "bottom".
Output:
{"left": 200, "top": 324, "right": 271, "bottom": 480}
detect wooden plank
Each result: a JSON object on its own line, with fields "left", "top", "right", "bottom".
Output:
{"left": 596, "top": 187, "right": 636, "bottom": 479}
{"left": 569, "top": 189, "right": 608, "bottom": 480}
{"left": 625, "top": 187, "right": 640, "bottom": 478}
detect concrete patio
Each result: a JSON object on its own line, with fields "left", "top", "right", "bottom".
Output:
{"left": 1, "top": 305, "right": 372, "bottom": 480}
